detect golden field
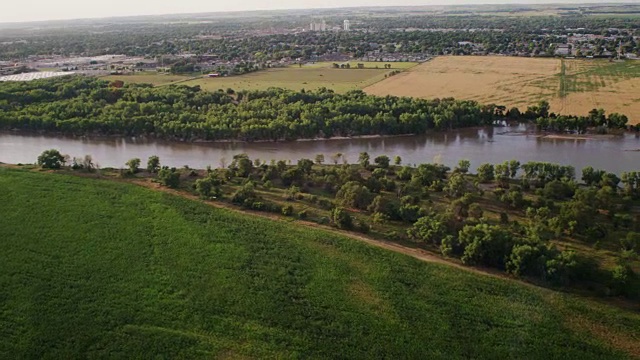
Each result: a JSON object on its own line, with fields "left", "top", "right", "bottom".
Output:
{"left": 365, "top": 56, "right": 640, "bottom": 124}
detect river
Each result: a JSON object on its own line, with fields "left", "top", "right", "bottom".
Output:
{"left": 1, "top": 125, "right": 639, "bottom": 174}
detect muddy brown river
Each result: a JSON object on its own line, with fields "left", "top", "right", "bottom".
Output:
{"left": 1, "top": 125, "right": 639, "bottom": 174}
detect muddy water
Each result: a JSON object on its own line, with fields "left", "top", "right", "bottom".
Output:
{"left": 1, "top": 125, "right": 639, "bottom": 174}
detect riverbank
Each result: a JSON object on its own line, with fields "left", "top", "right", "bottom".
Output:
{"left": 3, "top": 162, "right": 640, "bottom": 313}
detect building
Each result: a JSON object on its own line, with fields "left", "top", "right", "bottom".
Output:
{"left": 310, "top": 20, "right": 327, "bottom": 32}
{"left": 555, "top": 44, "right": 571, "bottom": 56}
{"left": 344, "top": 20, "right": 350, "bottom": 31}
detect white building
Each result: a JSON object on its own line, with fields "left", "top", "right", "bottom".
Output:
{"left": 344, "top": 20, "right": 350, "bottom": 31}
{"left": 310, "top": 20, "right": 327, "bottom": 32}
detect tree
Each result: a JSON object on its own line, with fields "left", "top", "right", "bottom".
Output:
{"left": 476, "top": 163, "right": 494, "bottom": 183}
{"left": 157, "top": 167, "right": 180, "bottom": 188}
{"left": 407, "top": 215, "right": 449, "bottom": 244}
{"left": 315, "top": 154, "right": 325, "bottom": 165}
{"left": 195, "top": 173, "right": 222, "bottom": 199}
{"left": 621, "top": 232, "right": 640, "bottom": 253}
{"left": 82, "top": 155, "right": 95, "bottom": 172}
{"left": 297, "top": 158, "right": 314, "bottom": 175}
{"left": 368, "top": 195, "right": 399, "bottom": 218}
{"left": 508, "top": 160, "right": 520, "bottom": 179}
{"left": 231, "top": 154, "right": 253, "bottom": 177}
{"left": 394, "top": 156, "right": 402, "bottom": 166}
{"left": 444, "top": 173, "right": 468, "bottom": 198}
{"left": 358, "top": 152, "right": 370, "bottom": 168}
{"left": 331, "top": 207, "right": 353, "bottom": 229}
{"left": 126, "top": 158, "right": 141, "bottom": 174}
{"left": 494, "top": 162, "right": 511, "bottom": 187}
{"left": 545, "top": 251, "right": 582, "bottom": 285}
{"left": 458, "top": 224, "right": 514, "bottom": 268}
{"left": 456, "top": 159, "right": 470, "bottom": 174}
{"left": 610, "top": 264, "right": 634, "bottom": 296}
{"left": 147, "top": 155, "right": 161, "bottom": 173}
{"left": 468, "top": 203, "right": 483, "bottom": 220}
{"left": 195, "top": 178, "right": 213, "bottom": 198}
{"left": 336, "top": 181, "right": 373, "bottom": 210}
{"left": 581, "top": 166, "right": 603, "bottom": 186}
{"left": 331, "top": 153, "right": 343, "bottom": 165}
{"left": 506, "top": 243, "right": 548, "bottom": 277}
{"left": 37, "top": 149, "right": 65, "bottom": 169}
{"left": 374, "top": 155, "right": 390, "bottom": 169}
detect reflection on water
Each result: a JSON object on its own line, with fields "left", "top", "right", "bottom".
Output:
{"left": 1, "top": 125, "right": 638, "bottom": 174}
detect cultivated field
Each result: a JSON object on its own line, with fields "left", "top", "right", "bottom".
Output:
{"left": 365, "top": 56, "right": 640, "bottom": 124}
{"left": 101, "top": 72, "right": 193, "bottom": 86}
{"left": 180, "top": 62, "right": 417, "bottom": 93}
{"left": 1, "top": 167, "right": 639, "bottom": 358}
{"left": 103, "top": 63, "right": 417, "bottom": 93}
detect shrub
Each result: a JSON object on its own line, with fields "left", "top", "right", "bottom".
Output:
{"left": 282, "top": 205, "right": 294, "bottom": 216}
{"left": 331, "top": 207, "right": 353, "bottom": 230}
{"left": 157, "top": 167, "right": 180, "bottom": 188}
{"left": 37, "top": 149, "right": 65, "bottom": 169}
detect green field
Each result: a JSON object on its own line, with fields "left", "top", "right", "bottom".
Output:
{"left": 101, "top": 72, "right": 193, "bottom": 86}
{"left": 1, "top": 167, "right": 639, "bottom": 358}
{"left": 102, "top": 63, "right": 418, "bottom": 93}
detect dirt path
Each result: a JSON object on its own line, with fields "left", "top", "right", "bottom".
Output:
{"left": 129, "top": 178, "right": 511, "bottom": 281}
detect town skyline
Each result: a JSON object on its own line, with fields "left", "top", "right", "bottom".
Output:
{"left": 2, "top": 0, "right": 638, "bottom": 23}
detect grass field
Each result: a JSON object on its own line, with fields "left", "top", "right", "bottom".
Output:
{"left": 102, "top": 63, "right": 418, "bottom": 93}
{"left": 101, "top": 72, "right": 193, "bottom": 86}
{"left": 365, "top": 56, "right": 640, "bottom": 124}
{"left": 1, "top": 167, "right": 640, "bottom": 358}
{"left": 180, "top": 63, "right": 416, "bottom": 93}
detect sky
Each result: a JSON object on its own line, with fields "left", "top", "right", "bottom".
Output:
{"left": 0, "top": 0, "right": 637, "bottom": 23}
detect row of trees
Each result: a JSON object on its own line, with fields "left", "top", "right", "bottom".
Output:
{"left": 1, "top": 78, "right": 632, "bottom": 142}
{"left": 36, "top": 148, "right": 640, "bottom": 298}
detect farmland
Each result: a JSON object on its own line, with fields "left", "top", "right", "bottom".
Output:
{"left": 101, "top": 72, "right": 193, "bottom": 86}
{"left": 105, "top": 63, "right": 417, "bottom": 93}
{"left": 365, "top": 57, "right": 640, "bottom": 124}
{"left": 1, "top": 166, "right": 639, "bottom": 358}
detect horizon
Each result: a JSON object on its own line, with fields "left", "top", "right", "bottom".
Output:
{"left": 1, "top": 0, "right": 638, "bottom": 24}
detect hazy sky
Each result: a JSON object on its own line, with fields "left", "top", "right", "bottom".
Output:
{"left": 0, "top": 0, "right": 635, "bottom": 23}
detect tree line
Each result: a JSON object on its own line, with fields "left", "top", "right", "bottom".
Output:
{"left": 37, "top": 148, "right": 640, "bottom": 299}
{"left": 0, "top": 77, "right": 632, "bottom": 142}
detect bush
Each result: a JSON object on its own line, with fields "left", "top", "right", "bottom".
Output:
{"left": 37, "top": 149, "right": 65, "bottom": 169}
{"left": 147, "top": 155, "right": 160, "bottom": 173}
{"left": 157, "top": 167, "right": 180, "bottom": 188}
{"left": 610, "top": 265, "right": 635, "bottom": 296}
{"left": 126, "top": 158, "right": 141, "bottom": 174}
{"left": 282, "top": 205, "right": 294, "bottom": 216}
{"left": 545, "top": 251, "right": 583, "bottom": 286}
{"left": 407, "top": 215, "right": 448, "bottom": 244}
{"left": 336, "top": 181, "right": 373, "bottom": 210}
{"left": 457, "top": 224, "right": 514, "bottom": 268}
{"left": 232, "top": 182, "right": 257, "bottom": 204}
{"left": 506, "top": 243, "right": 548, "bottom": 277}
{"left": 298, "top": 210, "right": 308, "bottom": 219}
{"left": 331, "top": 207, "right": 353, "bottom": 230}
{"left": 356, "top": 220, "right": 370, "bottom": 234}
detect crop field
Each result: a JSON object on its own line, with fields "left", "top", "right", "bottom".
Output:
{"left": 1, "top": 167, "right": 640, "bottom": 358}
{"left": 365, "top": 57, "right": 640, "bottom": 124}
{"left": 100, "top": 63, "right": 417, "bottom": 93}
{"left": 101, "top": 72, "right": 193, "bottom": 86}
{"left": 179, "top": 63, "right": 416, "bottom": 93}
